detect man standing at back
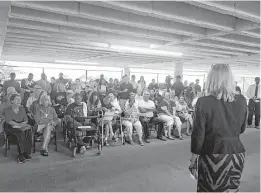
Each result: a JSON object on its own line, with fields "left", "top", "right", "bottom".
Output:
{"left": 246, "top": 77, "right": 260, "bottom": 129}
{"left": 21, "top": 73, "right": 36, "bottom": 106}
{"left": 36, "top": 73, "right": 52, "bottom": 95}
{"left": 171, "top": 75, "right": 184, "bottom": 97}
{"left": 130, "top": 75, "right": 138, "bottom": 92}
{"left": 119, "top": 75, "right": 133, "bottom": 109}
{"left": 194, "top": 79, "right": 201, "bottom": 94}
{"left": 3, "top": 72, "right": 21, "bottom": 96}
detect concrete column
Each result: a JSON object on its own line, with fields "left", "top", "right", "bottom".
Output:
{"left": 0, "top": 2, "right": 10, "bottom": 59}
{"left": 124, "top": 67, "right": 130, "bottom": 78}
{"left": 174, "top": 62, "right": 183, "bottom": 79}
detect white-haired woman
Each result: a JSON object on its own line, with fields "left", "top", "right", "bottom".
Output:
{"left": 35, "top": 94, "right": 58, "bottom": 156}
{"left": 189, "top": 64, "right": 247, "bottom": 192}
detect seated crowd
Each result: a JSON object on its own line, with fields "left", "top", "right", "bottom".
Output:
{"left": 0, "top": 72, "right": 197, "bottom": 163}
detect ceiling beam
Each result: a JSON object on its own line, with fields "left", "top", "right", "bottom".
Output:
{"left": 185, "top": 1, "right": 260, "bottom": 23}
{"left": 0, "top": 1, "right": 10, "bottom": 59}
{"left": 9, "top": 6, "right": 184, "bottom": 42}
{"left": 11, "top": 1, "right": 205, "bottom": 37}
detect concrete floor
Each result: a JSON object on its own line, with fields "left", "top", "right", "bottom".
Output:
{"left": 0, "top": 128, "right": 260, "bottom": 192}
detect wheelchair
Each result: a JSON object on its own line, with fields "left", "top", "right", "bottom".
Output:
{"left": 65, "top": 111, "right": 104, "bottom": 157}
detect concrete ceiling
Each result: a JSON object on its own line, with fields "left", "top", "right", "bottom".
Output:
{"left": 0, "top": 1, "right": 260, "bottom": 76}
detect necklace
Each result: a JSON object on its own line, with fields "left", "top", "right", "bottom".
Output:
{"left": 40, "top": 106, "right": 49, "bottom": 118}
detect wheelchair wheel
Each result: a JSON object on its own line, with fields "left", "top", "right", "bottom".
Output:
{"left": 72, "top": 146, "right": 77, "bottom": 157}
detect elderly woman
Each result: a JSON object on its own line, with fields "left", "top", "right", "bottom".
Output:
{"left": 102, "top": 93, "right": 122, "bottom": 145}
{"left": 156, "top": 93, "right": 176, "bottom": 140}
{"left": 190, "top": 64, "right": 247, "bottom": 192}
{"left": 34, "top": 94, "right": 58, "bottom": 156}
{"left": 176, "top": 96, "right": 193, "bottom": 136}
{"left": 122, "top": 92, "right": 144, "bottom": 146}
{"left": 0, "top": 87, "right": 18, "bottom": 117}
{"left": 26, "top": 85, "right": 42, "bottom": 112}
{"left": 162, "top": 92, "right": 183, "bottom": 140}
{"left": 3, "top": 94, "right": 32, "bottom": 163}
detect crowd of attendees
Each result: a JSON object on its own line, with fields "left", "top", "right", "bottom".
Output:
{"left": 0, "top": 70, "right": 244, "bottom": 164}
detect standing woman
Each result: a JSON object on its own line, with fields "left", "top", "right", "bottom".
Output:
{"left": 190, "top": 64, "right": 247, "bottom": 192}
{"left": 137, "top": 76, "right": 146, "bottom": 91}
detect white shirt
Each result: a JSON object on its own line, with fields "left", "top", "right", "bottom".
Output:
{"left": 246, "top": 84, "right": 260, "bottom": 99}
{"left": 138, "top": 99, "right": 155, "bottom": 118}
{"left": 130, "top": 81, "right": 138, "bottom": 89}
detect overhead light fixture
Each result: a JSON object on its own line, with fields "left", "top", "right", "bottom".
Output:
{"left": 110, "top": 45, "right": 183, "bottom": 57}
{"left": 54, "top": 60, "right": 99, "bottom": 65}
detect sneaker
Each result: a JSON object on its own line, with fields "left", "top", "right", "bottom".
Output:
{"left": 144, "top": 139, "right": 150, "bottom": 143}
{"left": 104, "top": 141, "right": 109, "bottom": 146}
{"left": 80, "top": 146, "right": 86, "bottom": 154}
{"left": 157, "top": 136, "right": 167, "bottom": 141}
{"left": 178, "top": 136, "right": 184, "bottom": 140}
{"left": 256, "top": 126, "right": 260, "bottom": 130}
{"left": 167, "top": 136, "right": 175, "bottom": 140}
{"left": 40, "top": 149, "right": 49, "bottom": 157}
{"left": 139, "top": 141, "right": 145, "bottom": 146}
{"left": 186, "top": 133, "right": 191, "bottom": 136}
{"left": 23, "top": 153, "right": 32, "bottom": 161}
{"left": 17, "top": 155, "right": 26, "bottom": 164}
{"left": 128, "top": 140, "right": 135, "bottom": 145}
{"left": 112, "top": 136, "right": 118, "bottom": 142}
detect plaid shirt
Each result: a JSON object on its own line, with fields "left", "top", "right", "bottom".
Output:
{"left": 122, "top": 100, "right": 139, "bottom": 123}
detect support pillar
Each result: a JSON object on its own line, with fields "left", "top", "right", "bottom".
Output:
{"left": 174, "top": 62, "right": 183, "bottom": 80}
{"left": 0, "top": 2, "right": 10, "bottom": 59}
{"left": 124, "top": 67, "right": 130, "bottom": 78}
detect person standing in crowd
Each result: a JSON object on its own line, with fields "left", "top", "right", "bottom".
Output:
{"left": 148, "top": 79, "right": 159, "bottom": 91}
{"left": 56, "top": 73, "right": 68, "bottom": 85}
{"left": 118, "top": 75, "right": 133, "bottom": 109}
{"left": 137, "top": 76, "right": 146, "bottom": 91}
{"left": 190, "top": 64, "right": 247, "bottom": 192}
{"left": 194, "top": 79, "right": 201, "bottom": 94}
{"left": 97, "top": 78, "right": 108, "bottom": 100}
{"left": 165, "top": 75, "right": 172, "bottom": 92}
{"left": 182, "top": 80, "right": 188, "bottom": 96}
{"left": 50, "top": 77, "right": 56, "bottom": 91}
{"left": 36, "top": 73, "right": 52, "bottom": 95}
{"left": 172, "top": 75, "right": 184, "bottom": 97}
{"left": 130, "top": 75, "right": 138, "bottom": 92}
{"left": 246, "top": 77, "right": 260, "bottom": 129}
{"left": 21, "top": 73, "right": 36, "bottom": 106}
{"left": 184, "top": 82, "right": 196, "bottom": 109}
{"left": 108, "top": 78, "right": 114, "bottom": 93}
{"left": 3, "top": 73, "right": 21, "bottom": 95}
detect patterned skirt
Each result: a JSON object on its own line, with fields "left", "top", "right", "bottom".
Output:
{"left": 197, "top": 153, "right": 245, "bottom": 192}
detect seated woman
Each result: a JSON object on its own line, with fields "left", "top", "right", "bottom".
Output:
{"left": 156, "top": 93, "right": 175, "bottom": 140}
{"left": 66, "top": 90, "right": 75, "bottom": 106}
{"left": 175, "top": 96, "right": 193, "bottom": 136}
{"left": 26, "top": 85, "right": 42, "bottom": 112}
{"left": 87, "top": 91, "right": 102, "bottom": 125}
{"left": 65, "top": 93, "right": 95, "bottom": 154}
{"left": 102, "top": 93, "right": 121, "bottom": 145}
{"left": 162, "top": 92, "right": 183, "bottom": 140}
{"left": 122, "top": 92, "right": 144, "bottom": 146}
{"left": 0, "top": 87, "right": 18, "bottom": 117}
{"left": 34, "top": 94, "right": 58, "bottom": 156}
{"left": 3, "top": 94, "right": 32, "bottom": 164}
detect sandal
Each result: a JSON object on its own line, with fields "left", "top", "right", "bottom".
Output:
{"left": 40, "top": 149, "right": 49, "bottom": 157}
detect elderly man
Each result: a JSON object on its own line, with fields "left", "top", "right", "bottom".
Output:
{"left": 118, "top": 75, "right": 134, "bottom": 109}
{"left": 139, "top": 90, "right": 166, "bottom": 142}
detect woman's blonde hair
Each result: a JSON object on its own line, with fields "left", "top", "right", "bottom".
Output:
{"left": 205, "top": 63, "right": 236, "bottom": 102}
{"left": 39, "top": 94, "right": 51, "bottom": 106}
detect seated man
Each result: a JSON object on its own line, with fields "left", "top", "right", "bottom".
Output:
{"left": 65, "top": 93, "right": 96, "bottom": 154}
{"left": 139, "top": 89, "right": 166, "bottom": 143}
